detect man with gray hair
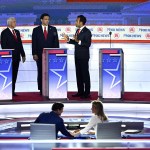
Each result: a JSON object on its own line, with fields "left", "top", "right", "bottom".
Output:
{"left": 1, "top": 17, "right": 26, "bottom": 96}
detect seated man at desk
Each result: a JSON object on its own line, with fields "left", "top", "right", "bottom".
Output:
{"left": 73, "top": 100, "right": 108, "bottom": 136}
{"left": 34, "top": 102, "right": 73, "bottom": 138}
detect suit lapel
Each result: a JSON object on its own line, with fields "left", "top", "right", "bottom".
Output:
{"left": 14, "top": 29, "right": 19, "bottom": 40}
{"left": 77, "top": 27, "right": 86, "bottom": 38}
{"left": 79, "top": 27, "right": 86, "bottom": 35}
{"left": 7, "top": 28, "right": 17, "bottom": 41}
{"left": 47, "top": 25, "right": 52, "bottom": 38}
{"left": 7, "top": 28, "right": 13, "bottom": 36}
{"left": 39, "top": 25, "right": 45, "bottom": 40}
{"left": 40, "top": 25, "right": 52, "bottom": 40}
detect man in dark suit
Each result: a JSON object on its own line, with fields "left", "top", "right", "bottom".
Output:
{"left": 32, "top": 13, "right": 59, "bottom": 95}
{"left": 35, "top": 102, "right": 73, "bottom": 138}
{"left": 63, "top": 15, "right": 92, "bottom": 98}
{"left": 1, "top": 17, "right": 26, "bottom": 96}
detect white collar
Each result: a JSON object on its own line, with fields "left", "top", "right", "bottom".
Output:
{"left": 8, "top": 27, "right": 15, "bottom": 32}
{"left": 42, "top": 25, "right": 48, "bottom": 31}
{"left": 79, "top": 25, "right": 85, "bottom": 31}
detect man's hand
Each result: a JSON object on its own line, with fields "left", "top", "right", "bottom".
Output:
{"left": 22, "top": 57, "right": 26, "bottom": 63}
{"left": 33, "top": 55, "right": 38, "bottom": 61}
{"left": 61, "top": 33, "right": 69, "bottom": 41}
{"left": 73, "top": 35, "right": 79, "bottom": 43}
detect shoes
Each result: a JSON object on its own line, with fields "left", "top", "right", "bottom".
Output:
{"left": 72, "top": 93, "right": 83, "bottom": 97}
{"left": 13, "top": 92, "right": 18, "bottom": 96}
{"left": 80, "top": 94, "right": 91, "bottom": 99}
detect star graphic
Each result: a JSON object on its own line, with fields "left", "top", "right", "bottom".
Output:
{"left": 53, "top": 58, "right": 57, "bottom": 63}
{"left": 5, "top": 59, "right": 9, "bottom": 64}
{"left": 59, "top": 58, "right": 64, "bottom": 63}
{"left": 0, "top": 60, "right": 12, "bottom": 91}
{"left": 104, "top": 58, "right": 121, "bottom": 89}
{"left": 50, "top": 60, "right": 67, "bottom": 89}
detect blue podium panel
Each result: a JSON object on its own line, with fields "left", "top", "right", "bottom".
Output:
{"left": 99, "top": 49, "right": 124, "bottom": 99}
{"left": 0, "top": 50, "right": 13, "bottom": 100}
{"left": 48, "top": 49, "right": 67, "bottom": 99}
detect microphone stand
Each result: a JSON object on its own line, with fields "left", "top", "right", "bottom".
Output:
{"left": 109, "top": 31, "right": 112, "bottom": 48}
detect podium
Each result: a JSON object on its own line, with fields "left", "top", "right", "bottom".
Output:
{"left": 0, "top": 49, "right": 13, "bottom": 100}
{"left": 99, "top": 48, "right": 124, "bottom": 99}
{"left": 42, "top": 48, "right": 67, "bottom": 99}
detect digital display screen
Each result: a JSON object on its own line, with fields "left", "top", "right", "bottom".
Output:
{"left": 0, "top": 0, "right": 149, "bottom": 26}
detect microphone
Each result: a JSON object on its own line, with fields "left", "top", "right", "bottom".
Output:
{"left": 109, "top": 31, "right": 112, "bottom": 48}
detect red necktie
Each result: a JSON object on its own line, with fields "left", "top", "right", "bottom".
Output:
{"left": 44, "top": 26, "right": 48, "bottom": 40}
{"left": 12, "top": 30, "right": 17, "bottom": 41}
{"left": 77, "top": 29, "right": 80, "bottom": 34}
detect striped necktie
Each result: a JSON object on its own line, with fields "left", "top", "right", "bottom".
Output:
{"left": 12, "top": 30, "right": 17, "bottom": 41}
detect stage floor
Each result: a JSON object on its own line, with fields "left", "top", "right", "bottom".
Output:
{"left": 7, "top": 91, "right": 150, "bottom": 102}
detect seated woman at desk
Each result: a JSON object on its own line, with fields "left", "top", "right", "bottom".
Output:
{"left": 73, "top": 100, "right": 108, "bottom": 136}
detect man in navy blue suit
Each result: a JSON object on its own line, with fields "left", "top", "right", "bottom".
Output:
{"left": 32, "top": 13, "right": 59, "bottom": 95}
{"left": 62, "top": 15, "right": 92, "bottom": 99}
{"left": 34, "top": 102, "right": 73, "bottom": 138}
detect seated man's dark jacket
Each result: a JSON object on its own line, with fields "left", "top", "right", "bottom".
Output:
{"left": 34, "top": 111, "right": 73, "bottom": 138}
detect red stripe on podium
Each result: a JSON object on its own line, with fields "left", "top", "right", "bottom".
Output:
{"left": 48, "top": 50, "right": 64, "bottom": 54}
{"left": 0, "top": 51, "right": 10, "bottom": 55}
{"left": 102, "top": 50, "right": 118, "bottom": 54}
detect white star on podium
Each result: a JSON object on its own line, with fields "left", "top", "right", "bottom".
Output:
{"left": 50, "top": 60, "right": 67, "bottom": 89}
{"left": 0, "top": 60, "right": 12, "bottom": 91}
{"left": 104, "top": 58, "right": 121, "bottom": 89}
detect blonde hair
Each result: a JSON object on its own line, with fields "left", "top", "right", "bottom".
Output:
{"left": 92, "top": 100, "right": 108, "bottom": 121}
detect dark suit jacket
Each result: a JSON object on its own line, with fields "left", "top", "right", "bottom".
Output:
{"left": 32, "top": 25, "right": 59, "bottom": 57}
{"left": 1, "top": 28, "right": 25, "bottom": 61}
{"left": 68, "top": 26, "right": 92, "bottom": 59}
{"left": 34, "top": 111, "right": 73, "bottom": 138}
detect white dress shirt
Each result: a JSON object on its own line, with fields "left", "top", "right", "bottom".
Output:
{"left": 67, "top": 26, "right": 85, "bottom": 44}
{"left": 77, "top": 25, "right": 85, "bottom": 45}
{"left": 77, "top": 25, "right": 85, "bottom": 33}
{"left": 42, "top": 25, "right": 48, "bottom": 32}
{"left": 80, "top": 115, "right": 108, "bottom": 135}
{"left": 8, "top": 27, "right": 16, "bottom": 35}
